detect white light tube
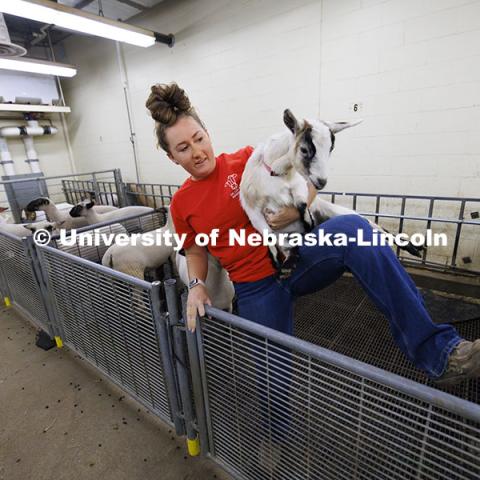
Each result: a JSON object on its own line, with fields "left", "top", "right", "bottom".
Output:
{"left": 1, "top": 0, "right": 156, "bottom": 47}
{"left": 0, "top": 57, "right": 77, "bottom": 77}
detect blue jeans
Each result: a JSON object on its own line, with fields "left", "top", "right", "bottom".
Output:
{"left": 234, "top": 215, "right": 462, "bottom": 379}
{"left": 234, "top": 215, "right": 462, "bottom": 442}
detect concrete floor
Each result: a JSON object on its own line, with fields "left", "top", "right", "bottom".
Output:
{"left": 0, "top": 305, "right": 231, "bottom": 480}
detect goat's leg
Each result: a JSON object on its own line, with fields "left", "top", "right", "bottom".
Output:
{"left": 296, "top": 201, "right": 314, "bottom": 232}
{"left": 268, "top": 151, "right": 293, "bottom": 176}
{"left": 310, "top": 197, "right": 425, "bottom": 258}
{"left": 241, "top": 202, "right": 282, "bottom": 267}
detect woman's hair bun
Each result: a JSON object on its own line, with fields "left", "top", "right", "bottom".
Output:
{"left": 146, "top": 83, "right": 191, "bottom": 125}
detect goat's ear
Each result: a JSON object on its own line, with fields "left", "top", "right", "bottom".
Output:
{"left": 284, "top": 109, "right": 300, "bottom": 134}
{"left": 323, "top": 119, "right": 363, "bottom": 134}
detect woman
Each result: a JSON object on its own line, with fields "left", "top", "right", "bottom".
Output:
{"left": 145, "top": 82, "right": 480, "bottom": 387}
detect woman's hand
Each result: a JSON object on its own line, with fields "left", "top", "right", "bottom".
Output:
{"left": 186, "top": 284, "right": 212, "bottom": 333}
{"left": 265, "top": 206, "right": 300, "bottom": 230}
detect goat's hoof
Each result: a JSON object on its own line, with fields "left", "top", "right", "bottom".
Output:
{"left": 277, "top": 258, "right": 298, "bottom": 280}
{"left": 402, "top": 242, "right": 426, "bottom": 258}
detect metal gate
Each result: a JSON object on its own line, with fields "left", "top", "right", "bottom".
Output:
{"left": 188, "top": 307, "right": 480, "bottom": 480}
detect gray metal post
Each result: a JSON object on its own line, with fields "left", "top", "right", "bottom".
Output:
{"left": 0, "top": 247, "right": 12, "bottom": 302}
{"left": 150, "top": 281, "right": 185, "bottom": 435}
{"left": 91, "top": 173, "right": 101, "bottom": 204}
{"left": 165, "top": 279, "right": 205, "bottom": 455}
{"left": 34, "top": 243, "right": 67, "bottom": 342}
{"left": 113, "top": 169, "right": 127, "bottom": 207}
{"left": 23, "top": 237, "right": 59, "bottom": 340}
{"left": 180, "top": 291, "right": 211, "bottom": 456}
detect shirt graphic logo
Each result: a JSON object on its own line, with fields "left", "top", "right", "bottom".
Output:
{"left": 225, "top": 173, "right": 240, "bottom": 198}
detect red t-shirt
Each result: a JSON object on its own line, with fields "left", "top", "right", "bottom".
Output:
{"left": 170, "top": 146, "right": 276, "bottom": 283}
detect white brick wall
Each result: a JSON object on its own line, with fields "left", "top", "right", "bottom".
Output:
{"left": 318, "top": 0, "right": 480, "bottom": 199}
{"left": 62, "top": 0, "right": 480, "bottom": 196}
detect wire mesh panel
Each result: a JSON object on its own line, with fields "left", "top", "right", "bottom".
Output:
{"left": 37, "top": 245, "right": 174, "bottom": 425}
{"left": 195, "top": 310, "right": 480, "bottom": 480}
{"left": 62, "top": 179, "right": 119, "bottom": 206}
{"left": 125, "top": 183, "right": 180, "bottom": 208}
{"left": 295, "top": 276, "right": 480, "bottom": 405}
{"left": 0, "top": 169, "right": 122, "bottom": 223}
{"left": 48, "top": 209, "right": 168, "bottom": 264}
{"left": 0, "top": 231, "right": 50, "bottom": 332}
{"left": 318, "top": 192, "right": 480, "bottom": 274}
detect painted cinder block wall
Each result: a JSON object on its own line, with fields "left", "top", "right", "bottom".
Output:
{"left": 62, "top": 0, "right": 480, "bottom": 196}
{"left": 61, "top": 0, "right": 480, "bottom": 268}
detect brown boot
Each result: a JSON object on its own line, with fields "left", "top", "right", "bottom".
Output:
{"left": 435, "top": 339, "right": 480, "bottom": 387}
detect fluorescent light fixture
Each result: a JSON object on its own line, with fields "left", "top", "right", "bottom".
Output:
{"left": 1, "top": 0, "right": 156, "bottom": 47}
{"left": 0, "top": 57, "right": 77, "bottom": 77}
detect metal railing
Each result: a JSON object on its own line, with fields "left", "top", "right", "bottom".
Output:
{"left": 61, "top": 170, "right": 126, "bottom": 207}
{"left": 125, "top": 183, "right": 180, "bottom": 208}
{"left": 189, "top": 306, "right": 480, "bottom": 480}
{"left": 319, "top": 191, "right": 480, "bottom": 274}
{"left": 0, "top": 169, "right": 126, "bottom": 222}
{"left": 0, "top": 230, "right": 55, "bottom": 336}
{"left": 48, "top": 209, "right": 168, "bottom": 264}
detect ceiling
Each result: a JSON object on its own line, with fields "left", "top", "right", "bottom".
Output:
{"left": 4, "top": 0, "right": 165, "bottom": 49}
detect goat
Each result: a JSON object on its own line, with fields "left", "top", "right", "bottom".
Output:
{"left": 69, "top": 199, "right": 153, "bottom": 231}
{"left": 240, "top": 109, "right": 361, "bottom": 275}
{"left": 25, "top": 197, "right": 117, "bottom": 229}
{"left": 240, "top": 110, "right": 422, "bottom": 277}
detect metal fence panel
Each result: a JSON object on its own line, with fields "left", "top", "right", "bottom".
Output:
{"left": 37, "top": 245, "right": 175, "bottom": 425}
{"left": 319, "top": 191, "right": 480, "bottom": 274}
{"left": 295, "top": 275, "right": 480, "bottom": 404}
{"left": 0, "top": 230, "right": 51, "bottom": 333}
{"left": 193, "top": 308, "right": 480, "bottom": 480}
{"left": 125, "top": 183, "right": 180, "bottom": 208}
{"left": 0, "top": 169, "right": 122, "bottom": 223}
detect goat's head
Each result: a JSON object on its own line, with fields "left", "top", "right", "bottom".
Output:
{"left": 70, "top": 199, "right": 95, "bottom": 218}
{"left": 284, "top": 109, "right": 362, "bottom": 190}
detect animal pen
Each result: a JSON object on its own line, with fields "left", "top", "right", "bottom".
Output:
{"left": 0, "top": 170, "right": 479, "bottom": 480}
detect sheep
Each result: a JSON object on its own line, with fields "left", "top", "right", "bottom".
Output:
{"left": 49, "top": 218, "right": 128, "bottom": 263}
{"left": 101, "top": 212, "right": 176, "bottom": 279}
{"left": 69, "top": 199, "right": 154, "bottom": 232}
{"left": 175, "top": 250, "right": 234, "bottom": 312}
{"left": 25, "top": 197, "right": 118, "bottom": 229}
{"left": 102, "top": 210, "right": 235, "bottom": 311}
{"left": 0, "top": 206, "right": 8, "bottom": 223}
{"left": 240, "top": 109, "right": 422, "bottom": 277}
{"left": 0, "top": 219, "right": 57, "bottom": 238}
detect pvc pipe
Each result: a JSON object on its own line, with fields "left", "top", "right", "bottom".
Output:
{"left": 0, "top": 125, "right": 58, "bottom": 137}
{"left": 23, "top": 135, "right": 41, "bottom": 173}
{"left": 0, "top": 137, "right": 15, "bottom": 176}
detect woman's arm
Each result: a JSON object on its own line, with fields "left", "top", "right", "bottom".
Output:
{"left": 266, "top": 180, "right": 317, "bottom": 230}
{"left": 185, "top": 244, "right": 212, "bottom": 332}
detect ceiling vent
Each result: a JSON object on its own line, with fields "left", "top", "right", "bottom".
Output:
{"left": 0, "top": 13, "right": 27, "bottom": 57}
